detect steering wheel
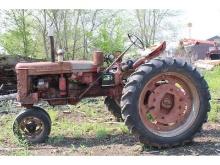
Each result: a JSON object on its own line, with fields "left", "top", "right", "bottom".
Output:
{"left": 128, "top": 34, "right": 145, "bottom": 49}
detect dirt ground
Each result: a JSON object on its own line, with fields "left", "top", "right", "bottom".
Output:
{"left": 23, "top": 123, "right": 220, "bottom": 156}
{"left": 1, "top": 123, "right": 220, "bottom": 156}
{"left": 0, "top": 99, "right": 220, "bottom": 156}
{"left": 0, "top": 118, "right": 220, "bottom": 155}
{"left": 29, "top": 123, "right": 220, "bottom": 156}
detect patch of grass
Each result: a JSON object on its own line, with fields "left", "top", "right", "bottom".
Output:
{"left": 96, "top": 127, "right": 108, "bottom": 139}
{"left": 47, "top": 105, "right": 127, "bottom": 139}
{"left": 204, "top": 67, "right": 220, "bottom": 95}
{"left": 120, "top": 125, "right": 129, "bottom": 134}
{"left": 0, "top": 114, "right": 21, "bottom": 146}
{"left": 69, "top": 98, "right": 105, "bottom": 118}
{"left": 48, "top": 135, "right": 65, "bottom": 144}
{"left": 204, "top": 66, "right": 220, "bottom": 122}
{"left": 103, "top": 123, "right": 129, "bottom": 135}
{"left": 70, "top": 144, "right": 78, "bottom": 152}
{"left": 47, "top": 108, "right": 59, "bottom": 121}
{"left": 0, "top": 98, "right": 127, "bottom": 155}
{"left": 75, "top": 105, "right": 99, "bottom": 118}
{"left": 0, "top": 100, "right": 20, "bottom": 113}
{"left": 160, "top": 150, "right": 168, "bottom": 155}
{"left": 9, "top": 149, "right": 30, "bottom": 156}
{"left": 73, "top": 129, "right": 83, "bottom": 139}
{"left": 14, "top": 138, "right": 30, "bottom": 148}
{"left": 44, "top": 98, "right": 127, "bottom": 141}
{"left": 79, "top": 144, "right": 90, "bottom": 155}
{"left": 141, "top": 144, "right": 154, "bottom": 152}
{"left": 208, "top": 101, "right": 220, "bottom": 122}
{"left": 80, "top": 144, "right": 87, "bottom": 149}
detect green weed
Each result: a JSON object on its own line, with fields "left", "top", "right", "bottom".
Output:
{"left": 48, "top": 135, "right": 65, "bottom": 144}
{"left": 204, "top": 66, "right": 220, "bottom": 122}
{"left": 9, "top": 148, "right": 30, "bottom": 156}
{"left": 96, "top": 128, "right": 108, "bottom": 139}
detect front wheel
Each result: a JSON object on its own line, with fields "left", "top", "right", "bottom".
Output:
{"left": 121, "top": 58, "right": 211, "bottom": 148}
{"left": 13, "top": 108, "right": 51, "bottom": 144}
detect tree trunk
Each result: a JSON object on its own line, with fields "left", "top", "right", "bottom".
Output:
{"left": 43, "top": 10, "right": 49, "bottom": 59}
{"left": 72, "top": 10, "right": 81, "bottom": 60}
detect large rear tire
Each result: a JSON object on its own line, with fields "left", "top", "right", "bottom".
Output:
{"left": 121, "top": 58, "right": 211, "bottom": 148}
{"left": 104, "top": 97, "right": 123, "bottom": 122}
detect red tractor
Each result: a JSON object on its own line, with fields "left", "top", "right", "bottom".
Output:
{"left": 13, "top": 34, "right": 210, "bottom": 147}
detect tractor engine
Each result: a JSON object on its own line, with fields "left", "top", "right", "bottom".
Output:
{"left": 15, "top": 51, "right": 123, "bottom": 107}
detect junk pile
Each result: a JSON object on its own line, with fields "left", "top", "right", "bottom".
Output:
{"left": 194, "top": 59, "right": 220, "bottom": 70}
{"left": 0, "top": 54, "right": 42, "bottom": 95}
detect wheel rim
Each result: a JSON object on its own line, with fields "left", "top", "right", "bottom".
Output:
{"left": 138, "top": 72, "right": 200, "bottom": 137}
{"left": 18, "top": 116, "right": 45, "bottom": 140}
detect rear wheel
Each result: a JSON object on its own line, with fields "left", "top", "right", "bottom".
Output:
{"left": 121, "top": 58, "right": 210, "bottom": 147}
{"left": 13, "top": 108, "right": 51, "bottom": 144}
{"left": 105, "top": 97, "right": 123, "bottom": 122}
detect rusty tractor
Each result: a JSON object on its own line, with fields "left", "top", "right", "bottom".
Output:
{"left": 13, "top": 34, "right": 210, "bottom": 147}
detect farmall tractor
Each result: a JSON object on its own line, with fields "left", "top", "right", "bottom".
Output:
{"left": 13, "top": 34, "right": 211, "bottom": 148}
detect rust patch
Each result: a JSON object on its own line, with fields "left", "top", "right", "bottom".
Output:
{"left": 16, "top": 69, "right": 28, "bottom": 102}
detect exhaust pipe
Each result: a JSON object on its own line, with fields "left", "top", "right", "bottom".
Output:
{"left": 48, "top": 27, "right": 55, "bottom": 62}
{"left": 49, "top": 36, "right": 55, "bottom": 62}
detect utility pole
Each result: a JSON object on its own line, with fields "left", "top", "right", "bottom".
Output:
{"left": 187, "top": 22, "right": 192, "bottom": 38}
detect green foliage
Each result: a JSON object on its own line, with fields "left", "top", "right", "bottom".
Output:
{"left": 203, "top": 67, "right": 220, "bottom": 122}
{"left": 0, "top": 9, "right": 179, "bottom": 59}
{"left": 0, "top": 10, "right": 38, "bottom": 57}
{"left": 47, "top": 108, "right": 59, "bottom": 121}
{"left": 203, "top": 67, "right": 220, "bottom": 98}
{"left": 118, "top": 124, "right": 129, "bottom": 134}
{"left": 93, "top": 18, "right": 125, "bottom": 53}
{"left": 208, "top": 101, "right": 220, "bottom": 122}
{"left": 96, "top": 127, "right": 108, "bottom": 139}
{"left": 0, "top": 30, "right": 36, "bottom": 57}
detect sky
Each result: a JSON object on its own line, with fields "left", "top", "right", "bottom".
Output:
{"left": 0, "top": 0, "right": 220, "bottom": 42}
{"left": 179, "top": 9, "right": 220, "bottom": 40}
{"left": 1, "top": 9, "right": 220, "bottom": 51}
{"left": 1, "top": 9, "right": 219, "bottom": 40}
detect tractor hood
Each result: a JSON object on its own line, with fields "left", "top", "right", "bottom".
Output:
{"left": 15, "top": 60, "right": 98, "bottom": 75}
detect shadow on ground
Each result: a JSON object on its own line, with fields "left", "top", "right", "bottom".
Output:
{"left": 44, "top": 125, "right": 220, "bottom": 155}
{"left": 48, "top": 133, "right": 139, "bottom": 148}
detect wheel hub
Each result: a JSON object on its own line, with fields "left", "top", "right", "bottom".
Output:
{"left": 161, "top": 93, "right": 174, "bottom": 110}
{"left": 147, "top": 83, "right": 189, "bottom": 125}
{"left": 26, "top": 122, "right": 37, "bottom": 133}
{"left": 138, "top": 73, "right": 194, "bottom": 134}
{"left": 20, "top": 117, "right": 44, "bottom": 136}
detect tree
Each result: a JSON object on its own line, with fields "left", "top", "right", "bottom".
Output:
{"left": 71, "top": 10, "right": 81, "bottom": 60}
{"left": 0, "top": 9, "right": 181, "bottom": 60}
{"left": 0, "top": 9, "right": 37, "bottom": 57}
{"left": 94, "top": 17, "right": 125, "bottom": 53}
{"left": 135, "top": 9, "right": 178, "bottom": 47}
{"left": 32, "top": 10, "right": 50, "bottom": 59}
